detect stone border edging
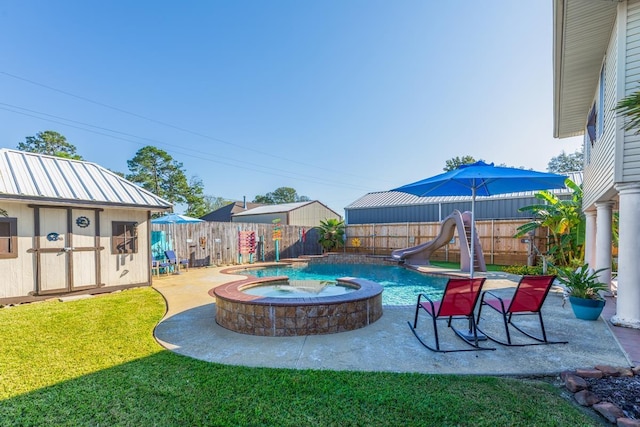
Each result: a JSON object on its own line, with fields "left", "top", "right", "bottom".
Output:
{"left": 561, "top": 365, "right": 640, "bottom": 425}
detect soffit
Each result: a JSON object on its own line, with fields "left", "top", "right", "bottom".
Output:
{"left": 553, "top": 0, "right": 618, "bottom": 138}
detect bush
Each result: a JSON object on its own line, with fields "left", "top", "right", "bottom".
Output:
{"left": 500, "top": 264, "right": 558, "bottom": 276}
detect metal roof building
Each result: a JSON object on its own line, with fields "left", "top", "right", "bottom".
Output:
{"left": 232, "top": 200, "right": 341, "bottom": 227}
{"left": 200, "top": 201, "right": 264, "bottom": 222}
{"left": 345, "top": 171, "right": 582, "bottom": 225}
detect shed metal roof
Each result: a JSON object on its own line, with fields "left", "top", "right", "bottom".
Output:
{"left": 232, "top": 201, "right": 315, "bottom": 216}
{"left": 346, "top": 171, "right": 582, "bottom": 209}
{"left": 0, "top": 149, "right": 172, "bottom": 210}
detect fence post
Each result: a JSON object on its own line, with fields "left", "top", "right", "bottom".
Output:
{"left": 371, "top": 224, "right": 375, "bottom": 255}
{"left": 491, "top": 219, "right": 495, "bottom": 265}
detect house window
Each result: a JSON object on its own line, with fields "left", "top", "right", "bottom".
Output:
{"left": 112, "top": 221, "right": 138, "bottom": 254}
{"left": 0, "top": 217, "right": 18, "bottom": 259}
{"left": 587, "top": 103, "right": 597, "bottom": 145}
{"left": 598, "top": 64, "right": 605, "bottom": 138}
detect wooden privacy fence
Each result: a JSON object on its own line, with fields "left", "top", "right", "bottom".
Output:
{"left": 152, "top": 219, "right": 548, "bottom": 267}
{"left": 151, "top": 222, "right": 322, "bottom": 266}
{"left": 344, "top": 220, "right": 550, "bottom": 267}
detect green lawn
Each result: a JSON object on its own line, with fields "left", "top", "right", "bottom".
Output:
{"left": 0, "top": 288, "right": 597, "bottom": 426}
{"left": 430, "top": 260, "right": 508, "bottom": 272}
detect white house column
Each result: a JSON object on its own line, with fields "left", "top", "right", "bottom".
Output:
{"left": 584, "top": 210, "right": 597, "bottom": 268}
{"left": 594, "top": 202, "right": 613, "bottom": 290}
{"left": 611, "top": 183, "right": 640, "bottom": 329}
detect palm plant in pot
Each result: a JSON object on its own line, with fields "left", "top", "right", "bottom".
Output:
{"left": 556, "top": 264, "right": 609, "bottom": 320}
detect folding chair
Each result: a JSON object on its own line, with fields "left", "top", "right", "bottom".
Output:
{"left": 164, "top": 250, "right": 189, "bottom": 272}
{"left": 409, "top": 277, "right": 495, "bottom": 352}
{"left": 476, "top": 275, "right": 567, "bottom": 346}
{"left": 151, "top": 257, "right": 170, "bottom": 276}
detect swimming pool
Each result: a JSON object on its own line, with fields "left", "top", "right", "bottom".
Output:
{"left": 236, "top": 263, "right": 448, "bottom": 306}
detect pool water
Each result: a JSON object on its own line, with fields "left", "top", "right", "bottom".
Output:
{"left": 238, "top": 264, "right": 447, "bottom": 306}
{"left": 242, "top": 280, "right": 356, "bottom": 298}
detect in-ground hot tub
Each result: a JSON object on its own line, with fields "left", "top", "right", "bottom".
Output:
{"left": 211, "top": 276, "right": 383, "bottom": 336}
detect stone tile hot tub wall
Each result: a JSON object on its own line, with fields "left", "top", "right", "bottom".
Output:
{"left": 211, "top": 276, "right": 383, "bottom": 336}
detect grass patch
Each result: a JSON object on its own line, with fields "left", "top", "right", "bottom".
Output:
{"left": 0, "top": 287, "right": 597, "bottom": 426}
{"left": 430, "top": 260, "right": 505, "bottom": 272}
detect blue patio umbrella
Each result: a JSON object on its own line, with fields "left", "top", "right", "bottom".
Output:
{"left": 151, "top": 213, "right": 204, "bottom": 258}
{"left": 392, "top": 161, "right": 568, "bottom": 277}
{"left": 151, "top": 213, "right": 204, "bottom": 224}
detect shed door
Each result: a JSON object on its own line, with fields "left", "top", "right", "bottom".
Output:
{"left": 33, "top": 207, "right": 101, "bottom": 295}
{"left": 37, "top": 208, "right": 69, "bottom": 293}
{"left": 70, "top": 209, "right": 99, "bottom": 289}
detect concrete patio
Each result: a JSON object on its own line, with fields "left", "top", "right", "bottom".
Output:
{"left": 152, "top": 265, "right": 636, "bottom": 375}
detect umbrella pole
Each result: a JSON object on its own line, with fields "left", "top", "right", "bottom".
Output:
{"left": 470, "top": 188, "right": 476, "bottom": 278}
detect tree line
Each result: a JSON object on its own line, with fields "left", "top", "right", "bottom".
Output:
{"left": 14, "top": 130, "right": 583, "bottom": 218}
{"left": 15, "top": 131, "right": 310, "bottom": 217}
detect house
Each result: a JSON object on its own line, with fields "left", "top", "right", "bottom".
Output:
{"left": 200, "top": 200, "right": 264, "bottom": 222}
{"left": 554, "top": 0, "right": 640, "bottom": 329}
{"left": 0, "top": 149, "right": 171, "bottom": 304}
{"left": 345, "top": 171, "right": 582, "bottom": 225}
{"left": 231, "top": 201, "right": 341, "bottom": 227}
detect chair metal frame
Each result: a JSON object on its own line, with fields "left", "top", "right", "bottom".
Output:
{"left": 408, "top": 277, "right": 495, "bottom": 353}
{"left": 476, "top": 275, "right": 567, "bottom": 346}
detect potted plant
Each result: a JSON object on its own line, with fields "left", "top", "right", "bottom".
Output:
{"left": 556, "top": 264, "right": 609, "bottom": 320}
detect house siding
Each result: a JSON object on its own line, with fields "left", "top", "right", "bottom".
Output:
{"left": 623, "top": 0, "right": 640, "bottom": 183}
{"left": 583, "top": 14, "right": 618, "bottom": 209}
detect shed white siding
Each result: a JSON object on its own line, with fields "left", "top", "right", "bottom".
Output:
{"left": 100, "top": 209, "right": 150, "bottom": 286}
{"left": 2, "top": 203, "right": 35, "bottom": 299}
{"left": 1, "top": 201, "right": 152, "bottom": 300}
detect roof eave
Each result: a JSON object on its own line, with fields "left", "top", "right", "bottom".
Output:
{"left": 553, "top": 0, "right": 618, "bottom": 139}
{"left": 0, "top": 194, "right": 172, "bottom": 211}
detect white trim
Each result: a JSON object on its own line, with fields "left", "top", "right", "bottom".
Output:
{"left": 615, "top": 0, "right": 627, "bottom": 183}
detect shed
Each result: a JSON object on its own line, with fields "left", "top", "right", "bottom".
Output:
{"left": 0, "top": 148, "right": 171, "bottom": 304}
{"left": 345, "top": 171, "right": 581, "bottom": 225}
{"left": 231, "top": 201, "right": 341, "bottom": 227}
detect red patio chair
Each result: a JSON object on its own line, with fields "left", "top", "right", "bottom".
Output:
{"left": 409, "top": 277, "right": 495, "bottom": 352}
{"left": 476, "top": 275, "right": 567, "bottom": 346}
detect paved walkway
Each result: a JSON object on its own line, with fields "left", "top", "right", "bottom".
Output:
{"left": 152, "top": 265, "right": 637, "bottom": 375}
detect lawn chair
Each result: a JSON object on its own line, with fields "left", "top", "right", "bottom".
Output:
{"left": 164, "top": 250, "right": 189, "bottom": 272}
{"left": 476, "top": 275, "right": 567, "bottom": 346}
{"left": 409, "top": 277, "right": 495, "bottom": 352}
{"left": 151, "top": 256, "right": 170, "bottom": 276}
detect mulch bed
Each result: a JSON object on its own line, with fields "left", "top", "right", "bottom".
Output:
{"left": 562, "top": 365, "right": 640, "bottom": 424}
{"left": 586, "top": 375, "right": 640, "bottom": 419}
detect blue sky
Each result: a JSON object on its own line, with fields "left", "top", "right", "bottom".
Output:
{"left": 0, "top": 1, "right": 582, "bottom": 217}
